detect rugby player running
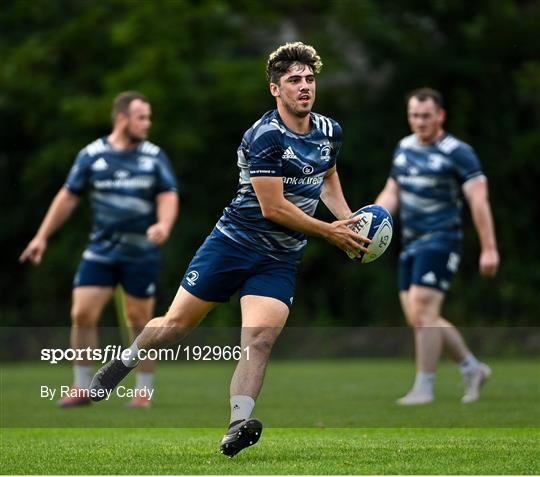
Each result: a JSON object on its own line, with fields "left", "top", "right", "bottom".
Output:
{"left": 89, "top": 42, "right": 369, "bottom": 457}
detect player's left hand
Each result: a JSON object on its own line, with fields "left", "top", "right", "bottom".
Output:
{"left": 479, "top": 248, "right": 499, "bottom": 278}
{"left": 146, "top": 222, "right": 170, "bottom": 245}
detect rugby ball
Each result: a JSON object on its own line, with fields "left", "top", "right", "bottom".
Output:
{"left": 347, "top": 204, "right": 393, "bottom": 263}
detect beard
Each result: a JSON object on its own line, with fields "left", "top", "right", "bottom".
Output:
{"left": 283, "top": 99, "right": 311, "bottom": 118}
{"left": 124, "top": 126, "right": 147, "bottom": 145}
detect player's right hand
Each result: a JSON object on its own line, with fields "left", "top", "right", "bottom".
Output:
{"left": 19, "top": 237, "right": 47, "bottom": 266}
{"left": 325, "top": 217, "right": 371, "bottom": 258}
{"left": 479, "top": 248, "right": 499, "bottom": 278}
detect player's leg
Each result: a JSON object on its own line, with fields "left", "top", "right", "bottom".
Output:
{"left": 436, "top": 315, "right": 491, "bottom": 402}
{"left": 427, "top": 251, "right": 471, "bottom": 363}
{"left": 400, "top": 314, "right": 490, "bottom": 406}
{"left": 136, "top": 287, "right": 215, "bottom": 349}
{"left": 437, "top": 316, "right": 470, "bottom": 362}
{"left": 58, "top": 285, "right": 113, "bottom": 407}
{"left": 220, "top": 295, "right": 289, "bottom": 458}
{"left": 220, "top": 256, "right": 296, "bottom": 458}
{"left": 396, "top": 252, "right": 433, "bottom": 404}
{"left": 415, "top": 249, "right": 490, "bottom": 403}
{"left": 397, "top": 286, "right": 444, "bottom": 405}
{"left": 90, "top": 286, "right": 215, "bottom": 398}
{"left": 90, "top": 231, "right": 242, "bottom": 400}
{"left": 232, "top": 295, "right": 289, "bottom": 399}
{"left": 431, "top": 250, "right": 491, "bottom": 402}
{"left": 119, "top": 259, "right": 159, "bottom": 408}
{"left": 409, "top": 285, "right": 445, "bottom": 373}
{"left": 398, "top": 249, "right": 490, "bottom": 403}
{"left": 123, "top": 293, "right": 155, "bottom": 408}
{"left": 397, "top": 250, "right": 449, "bottom": 405}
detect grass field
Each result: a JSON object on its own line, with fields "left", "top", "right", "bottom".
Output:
{"left": 1, "top": 358, "right": 539, "bottom": 474}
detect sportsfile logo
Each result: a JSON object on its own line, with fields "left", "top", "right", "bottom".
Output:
{"left": 41, "top": 345, "right": 139, "bottom": 364}
{"left": 40, "top": 345, "right": 251, "bottom": 364}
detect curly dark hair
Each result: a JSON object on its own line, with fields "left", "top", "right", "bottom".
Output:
{"left": 266, "top": 42, "right": 323, "bottom": 84}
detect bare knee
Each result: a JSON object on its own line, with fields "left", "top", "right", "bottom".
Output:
{"left": 156, "top": 288, "right": 212, "bottom": 338}
{"left": 70, "top": 306, "right": 99, "bottom": 328}
{"left": 71, "top": 287, "right": 112, "bottom": 328}
{"left": 401, "top": 295, "right": 425, "bottom": 328}
{"left": 404, "top": 313, "right": 418, "bottom": 328}
{"left": 152, "top": 307, "right": 203, "bottom": 343}
{"left": 400, "top": 291, "right": 418, "bottom": 328}
{"left": 409, "top": 306, "right": 436, "bottom": 328}
{"left": 409, "top": 309, "right": 438, "bottom": 329}
{"left": 410, "top": 313, "right": 438, "bottom": 329}
{"left": 124, "top": 295, "right": 154, "bottom": 331}
{"left": 244, "top": 328, "right": 280, "bottom": 357}
{"left": 407, "top": 289, "right": 442, "bottom": 328}
{"left": 126, "top": 307, "right": 151, "bottom": 331}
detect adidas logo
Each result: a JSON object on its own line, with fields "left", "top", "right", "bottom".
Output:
{"left": 421, "top": 271, "right": 437, "bottom": 285}
{"left": 282, "top": 146, "right": 298, "bottom": 160}
{"left": 91, "top": 157, "right": 108, "bottom": 171}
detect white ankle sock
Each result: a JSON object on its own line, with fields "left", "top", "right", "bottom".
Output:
{"left": 73, "top": 365, "right": 93, "bottom": 389}
{"left": 121, "top": 341, "right": 140, "bottom": 368}
{"left": 460, "top": 353, "right": 479, "bottom": 374}
{"left": 413, "top": 371, "right": 435, "bottom": 395}
{"left": 230, "top": 395, "right": 255, "bottom": 424}
{"left": 135, "top": 372, "right": 154, "bottom": 392}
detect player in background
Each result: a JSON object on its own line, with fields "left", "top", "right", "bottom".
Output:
{"left": 376, "top": 87, "right": 499, "bottom": 405}
{"left": 89, "top": 42, "right": 370, "bottom": 457}
{"left": 19, "top": 91, "right": 179, "bottom": 408}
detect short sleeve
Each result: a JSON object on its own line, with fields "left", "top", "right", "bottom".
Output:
{"left": 64, "top": 149, "right": 91, "bottom": 195}
{"left": 155, "top": 151, "right": 179, "bottom": 194}
{"left": 327, "top": 121, "right": 342, "bottom": 169}
{"left": 389, "top": 145, "right": 402, "bottom": 180}
{"left": 247, "top": 127, "right": 284, "bottom": 177}
{"left": 452, "top": 144, "right": 484, "bottom": 185}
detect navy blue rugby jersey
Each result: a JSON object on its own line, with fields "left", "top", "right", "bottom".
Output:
{"left": 390, "top": 133, "right": 484, "bottom": 254}
{"left": 64, "top": 137, "right": 178, "bottom": 263}
{"left": 216, "top": 110, "right": 342, "bottom": 263}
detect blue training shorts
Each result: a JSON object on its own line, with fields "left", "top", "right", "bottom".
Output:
{"left": 180, "top": 229, "right": 298, "bottom": 309}
{"left": 73, "top": 258, "right": 160, "bottom": 298}
{"left": 399, "top": 248, "right": 461, "bottom": 293}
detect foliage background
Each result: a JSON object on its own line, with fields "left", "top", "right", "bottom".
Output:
{"left": 2, "top": 0, "right": 539, "bottom": 327}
